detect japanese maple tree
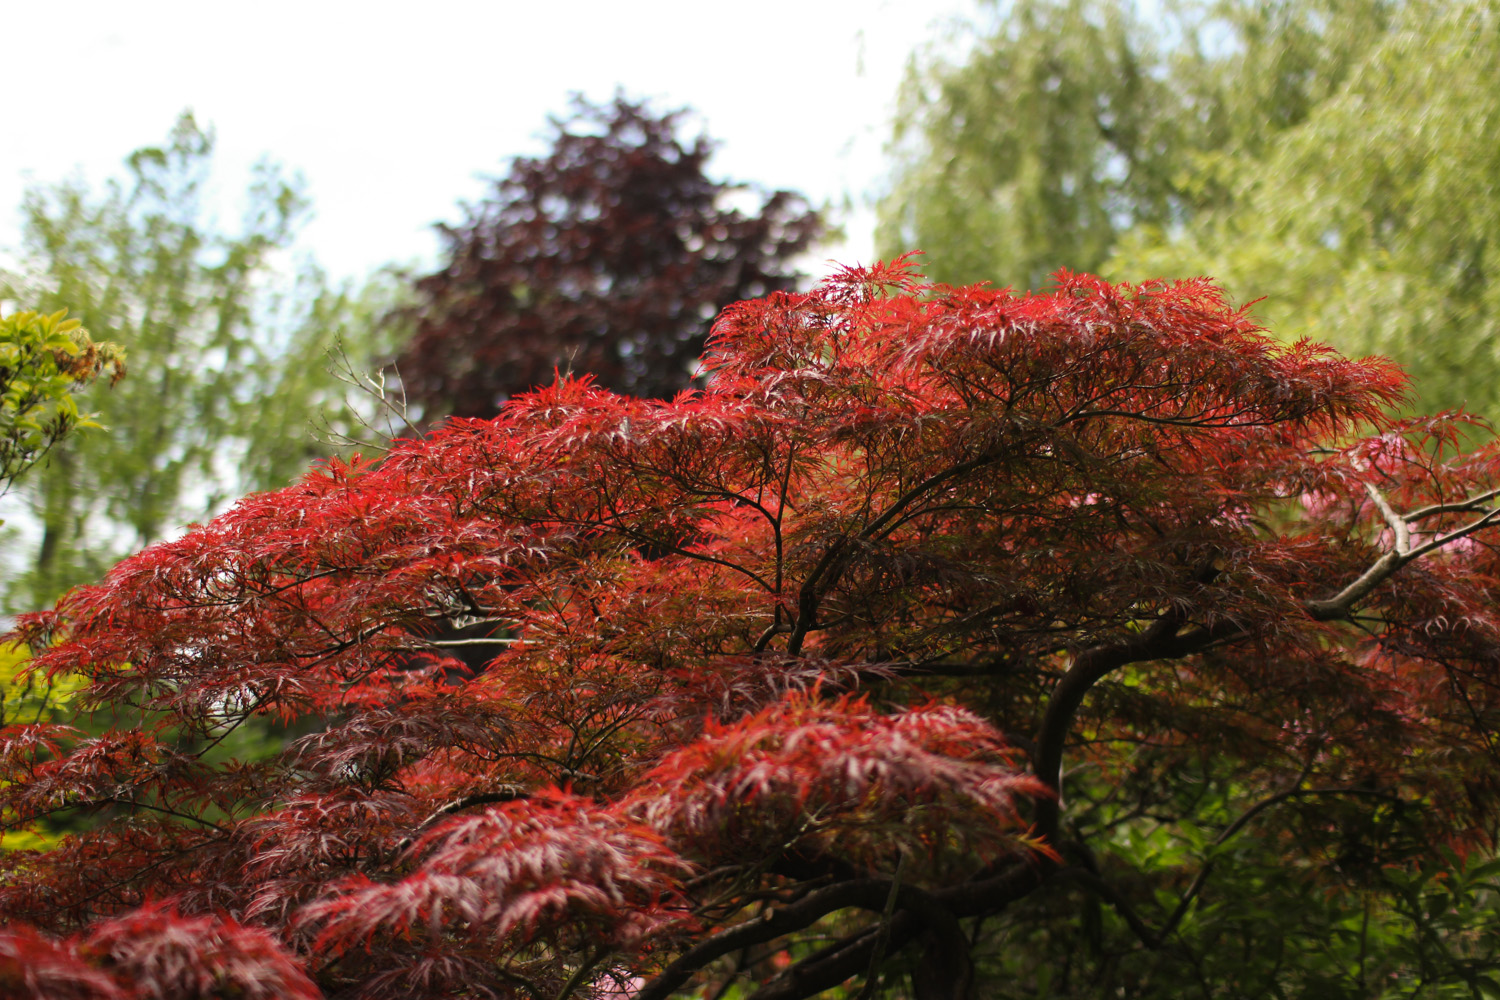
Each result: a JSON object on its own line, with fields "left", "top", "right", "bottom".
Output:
{"left": 6, "top": 258, "right": 1500, "bottom": 998}
{"left": 394, "top": 94, "right": 824, "bottom": 421}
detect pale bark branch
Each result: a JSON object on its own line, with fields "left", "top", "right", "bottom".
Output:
{"left": 1364, "top": 482, "right": 1409, "bottom": 554}
{"left": 1306, "top": 500, "right": 1500, "bottom": 620}
{"left": 1404, "top": 486, "right": 1500, "bottom": 523}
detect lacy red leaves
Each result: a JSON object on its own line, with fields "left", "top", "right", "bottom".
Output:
{"left": 5, "top": 261, "right": 1499, "bottom": 999}
{"left": 1, "top": 906, "right": 317, "bottom": 1000}
{"left": 631, "top": 692, "right": 1049, "bottom": 877}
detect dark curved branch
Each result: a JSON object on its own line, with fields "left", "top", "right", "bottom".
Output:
{"left": 639, "top": 866, "right": 1011, "bottom": 1000}
{"left": 635, "top": 879, "right": 898, "bottom": 1000}
{"left": 747, "top": 918, "right": 918, "bottom": 1000}
{"left": 395, "top": 786, "right": 529, "bottom": 853}
{"left": 937, "top": 859, "right": 1046, "bottom": 916}
{"left": 1033, "top": 612, "right": 1214, "bottom": 842}
{"left": 748, "top": 882, "right": 969, "bottom": 1000}
{"left": 738, "top": 864, "right": 1049, "bottom": 1000}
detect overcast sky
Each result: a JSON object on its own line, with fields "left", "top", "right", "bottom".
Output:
{"left": 4, "top": 1, "right": 978, "bottom": 284}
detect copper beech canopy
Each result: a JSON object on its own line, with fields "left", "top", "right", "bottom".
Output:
{"left": 4, "top": 258, "right": 1500, "bottom": 999}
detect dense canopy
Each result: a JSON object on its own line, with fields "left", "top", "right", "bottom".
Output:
{"left": 4, "top": 261, "right": 1500, "bottom": 997}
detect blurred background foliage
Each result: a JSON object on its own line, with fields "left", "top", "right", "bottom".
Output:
{"left": 0, "top": 113, "right": 403, "bottom": 610}
{"left": 880, "top": 0, "right": 1500, "bottom": 422}
{"left": 0, "top": 307, "right": 124, "bottom": 503}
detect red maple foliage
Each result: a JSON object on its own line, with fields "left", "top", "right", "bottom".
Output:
{"left": 4, "top": 258, "right": 1500, "bottom": 998}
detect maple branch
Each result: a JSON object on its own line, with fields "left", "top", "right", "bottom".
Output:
{"left": 193, "top": 690, "right": 273, "bottom": 760}
{"left": 1030, "top": 489, "right": 1500, "bottom": 850}
{"left": 1033, "top": 483, "right": 1500, "bottom": 847}
{"left": 855, "top": 852, "right": 906, "bottom": 1000}
{"left": 86, "top": 797, "right": 228, "bottom": 834}
{"left": 635, "top": 879, "right": 899, "bottom": 1000}
{"left": 1404, "top": 486, "right": 1500, "bottom": 523}
{"left": 738, "top": 917, "right": 912, "bottom": 1000}
{"left": 641, "top": 875, "right": 969, "bottom": 1000}
{"left": 681, "top": 865, "right": 1045, "bottom": 1000}
{"left": 1060, "top": 408, "right": 1280, "bottom": 430}
{"left": 638, "top": 538, "right": 778, "bottom": 594}
{"left": 786, "top": 451, "right": 1006, "bottom": 654}
{"left": 753, "top": 622, "right": 792, "bottom": 653}
{"left": 747, "top": 881, "right": 969, "bottom": 1000}
{"left": 1404, "top": 505, "right": 1500, "bottom": 560}
{"left": 554, "top": 947, "right": 609, "bottom": 1000}
{"left": 1306, "top": 500, "right": 1500, "bottom": 620}
{"left": 745, "top": 918, "right": 920, "bottom": 1000}
{"left": 1034, "top": 612, "right": 1205, "bottom": 842}
{"left": 1364, "top": 482, "right": 1409, "bottom": 555}
{"left": 426, "top": 636, "right": 518, "bottom": 648}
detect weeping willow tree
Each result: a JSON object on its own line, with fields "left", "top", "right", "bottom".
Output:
{"left": 1111, "top": 0, "right": 1500, "bottom": 421}
{"left": 878, "top": 0, "right": 1395, "bottom": 287}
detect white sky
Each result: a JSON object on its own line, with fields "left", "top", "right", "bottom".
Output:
{"left": 3, "top": 0, "right": 978, "bottom": 284}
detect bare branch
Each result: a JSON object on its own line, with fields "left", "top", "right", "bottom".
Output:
{"left": 1307, "top": 500, "right": 1500, "bottom": 620}
{"left": 1364, "top": 482, "right": 1409, "bottom": 555}
{"left": 1405, "top": 486, "right": 1500, "bottom": 523}
{"left": 1404, "top": 504, "right": 1500, "bottom": 561}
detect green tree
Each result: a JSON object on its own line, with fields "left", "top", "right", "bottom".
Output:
{"left": 0, "top": 307, "right": 122, "bottom": 850}
{"left": 0, "top": 114, "right": 387, "bottom": 608}
{"left": 1114, "top": 0, "right": 1500, "bottom": 420}
{"left": 877, "top": 0, "right": 1393, "bottom": 290}
{"left": 879, "top": 0, "right": 1184, "bottom": 290}
{"left": 880, "top": 0, "right": 1500, "bottom": 419}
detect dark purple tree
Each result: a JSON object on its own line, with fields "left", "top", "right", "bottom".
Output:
{"left": 394, "top": 95, "right": 824, "bottom": 419}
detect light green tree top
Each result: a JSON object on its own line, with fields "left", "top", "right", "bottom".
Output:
{"left": 877, "top": 0, "right": 1394, "bottom": 291}
{"left": 1112, "top": 0, "right": 1500, "bottom": 420}
{"left": 0, "top": 308, "right": 123, "bottom": 498}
